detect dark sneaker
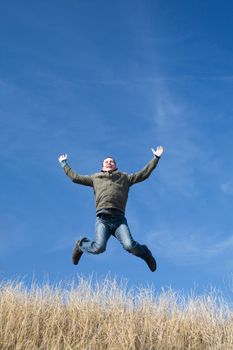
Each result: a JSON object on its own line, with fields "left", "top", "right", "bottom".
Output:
{"left": 72, "top": 240, "right": 83, "bottom": 265}
{"left": 144, "top": 255, "right": 157, "bottom": 272}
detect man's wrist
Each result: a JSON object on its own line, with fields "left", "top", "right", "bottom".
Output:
{"left": 60, "top": 160, "right": 67, "bottom": 168}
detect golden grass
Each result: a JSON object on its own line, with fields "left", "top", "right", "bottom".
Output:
{"left": 0, "top": 276, "right": 233, "bottom": 350}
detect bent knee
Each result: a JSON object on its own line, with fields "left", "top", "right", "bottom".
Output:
{"left": 94, "top": 244, "right": 106, "bottom": 254}
{"left": 123, "top": 241, "right": 137, "bottom": 253}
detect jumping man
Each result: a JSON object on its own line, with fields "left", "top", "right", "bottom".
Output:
{"left": 58, "top": 146, "right": 164, "bottom": 272}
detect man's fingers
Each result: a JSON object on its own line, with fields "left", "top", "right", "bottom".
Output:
{"left": 58, "top": 154, "right": 68, "bottom": 162}
{"left": 151, "top": 146, "right": 164, "bottom": 157}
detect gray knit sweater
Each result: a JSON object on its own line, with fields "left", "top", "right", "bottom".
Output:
{"left": 62, "top": 157, "right": 160, "bottom": 213}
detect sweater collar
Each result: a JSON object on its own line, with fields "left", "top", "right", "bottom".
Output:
{"left": 101, "top": 168, "right": 118, "bottom": 174}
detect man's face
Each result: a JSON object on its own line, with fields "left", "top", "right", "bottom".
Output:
{"left": 102, "top": 157, "right": 116, "bottom": 172}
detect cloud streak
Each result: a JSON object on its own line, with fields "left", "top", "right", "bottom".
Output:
{"left": 148, "top": 228, "right": 233, "bottom": 266}
{"left": 220, "top": 181, "right": 233, "bottom": 196}
{"left": 151, "top": 88, "right": 200, "bottom": 196}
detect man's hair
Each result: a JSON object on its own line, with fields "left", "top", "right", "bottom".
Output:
{"left": 102, "top": 157, "right": 116, "bottom": 167}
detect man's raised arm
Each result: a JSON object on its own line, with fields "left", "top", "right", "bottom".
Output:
{"left": 128, "top": 146, "right": 164, "bottom": 186}
{"left": 58, "top": 154, "right": 93, "bottom": 187}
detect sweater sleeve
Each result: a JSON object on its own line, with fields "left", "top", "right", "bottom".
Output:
{"left": 128, "top": 157, "right": 160, "bottom": 186}
{"left": 63, "top": 163, "right": 93, "bottom": 187}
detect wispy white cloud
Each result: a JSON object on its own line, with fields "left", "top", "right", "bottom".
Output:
{"left": 147, "top": 228, "right": 233, "bottom": 265}
{"left": 46, "top": 236, "right": 75, "bottom": 253}
{"left": 151, "top": 89, "right": 200, "bottom": 196}
{"left": 0, "top": 217, "right": 32, "bottom": 256}
{"left": 0, "top": 79, "right": 7, "bottom": 87}
{"left": 150, "top": 85, "right": 219, "bottom": 198}
{"left": 0, "top": 74, "right": 122, "bottom": 172}
{"left": 39, "top": 75, "right": 233, "bottom": 88}
{"left": 220, "top": 181, "right": 233, "bottom": 196}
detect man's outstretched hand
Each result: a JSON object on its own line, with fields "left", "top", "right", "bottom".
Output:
{"left": 151, "top": 146, "right": 164, "bottom": 158}
{"left": 58, "top": 154, "right": 68, "bottom": 163}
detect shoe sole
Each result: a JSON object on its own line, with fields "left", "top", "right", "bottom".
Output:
{"left": 145, "top": 256, "right": 157, "bottom": 272}
{"left": 72, "top": 241, "right": 83, "bottom": 265}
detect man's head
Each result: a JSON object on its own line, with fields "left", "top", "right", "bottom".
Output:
{"left": 102, "top": 157, "right": 117, "bottom": 172}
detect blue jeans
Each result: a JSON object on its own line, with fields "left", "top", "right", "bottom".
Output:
{"left": 79, "top": 213, "right": 153, "bottom": 261}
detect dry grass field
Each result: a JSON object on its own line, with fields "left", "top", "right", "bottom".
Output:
{"left": 0, "top": 276, "right": 233, "bottom": 350}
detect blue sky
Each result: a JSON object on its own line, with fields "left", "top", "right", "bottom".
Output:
{"left": 1, "top": 0, "right": 233, "bottom": 296}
